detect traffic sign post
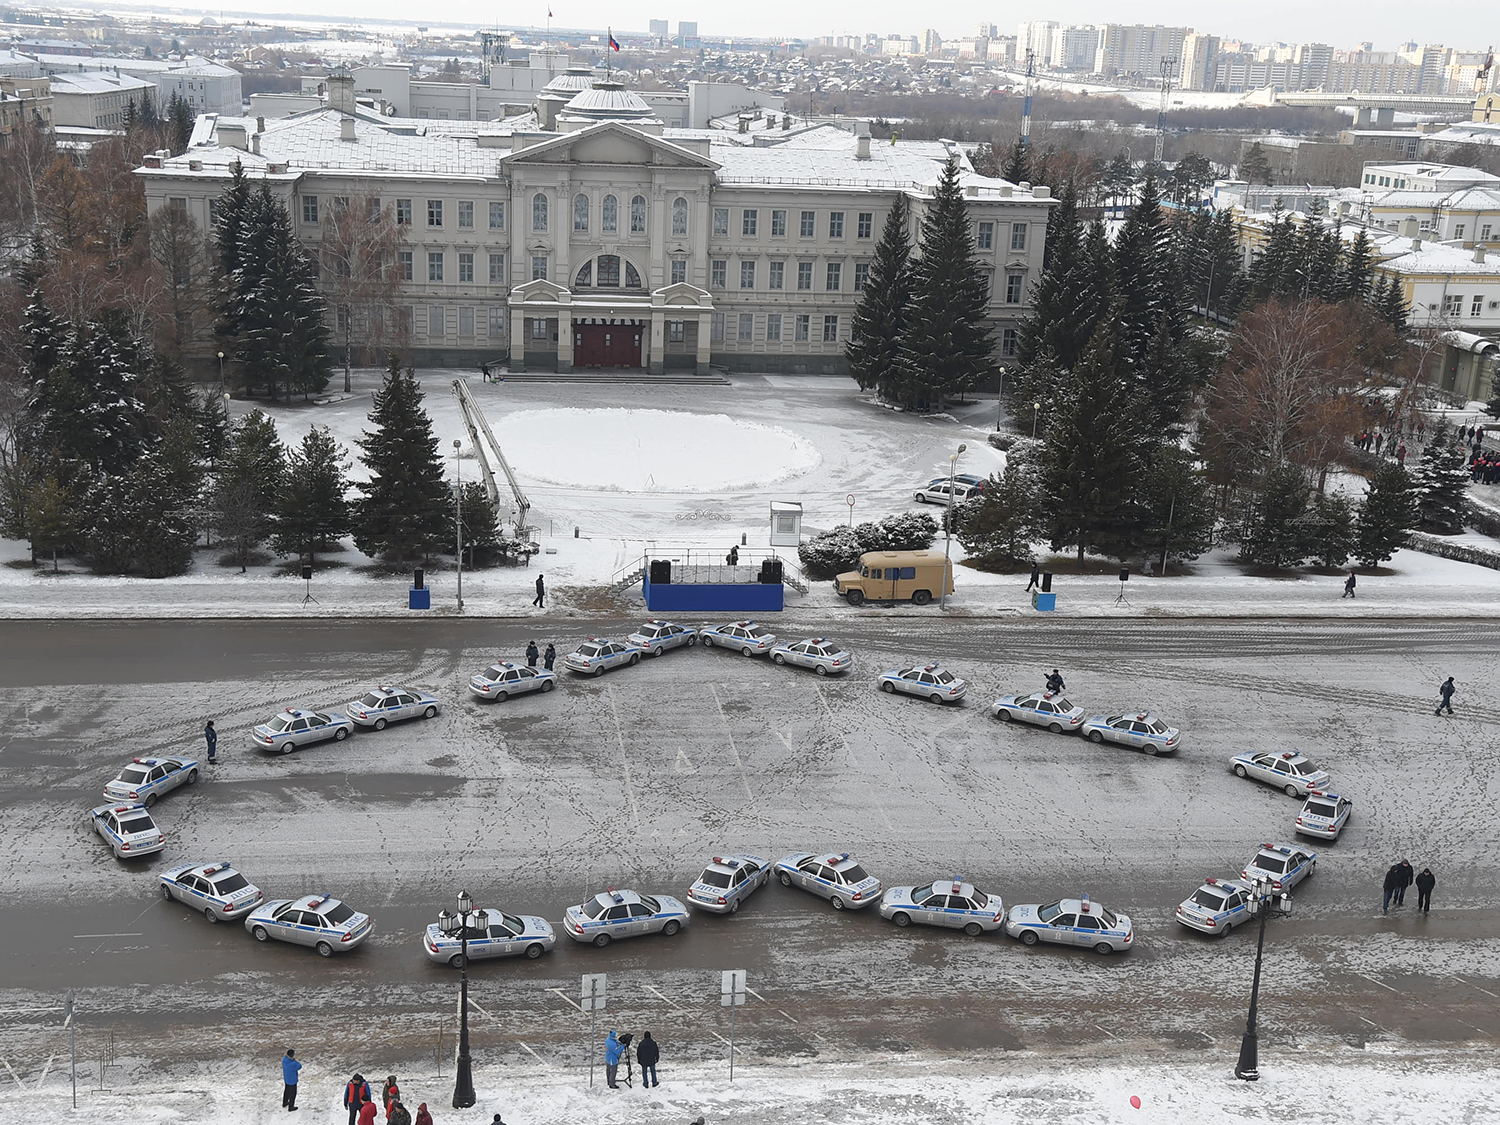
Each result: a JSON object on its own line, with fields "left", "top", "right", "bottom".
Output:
{"left": 580, "top": 974, "right": 607, "bottom": 1087}
{"left": 845, "top": 494, "right": 856, "bottom": 526}
{"left": 721, "top": 969, "right": 747, "bottom": 1081}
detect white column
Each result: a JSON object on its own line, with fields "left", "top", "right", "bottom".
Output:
{"left": 696, "top": 309, "right": 712, "bottom": 375}
{"left": 509, "top": 307, "right": 526, "bottom": 371}
{"left": 650, "top": 310, "right": 665, "bottom": 374}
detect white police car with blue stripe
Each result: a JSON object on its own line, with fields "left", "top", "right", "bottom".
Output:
{"left": 244, "top": 893, "right": 373, "bottom": 956}
{"left": 698, "top": 620, "right": 777, "bottom": 657}
{"left": 686, "top": 854, "right": 771, "bottom": 914}
{"left": 344, "top": 685, "right": 440, "bottom": 729}
{"left": 469, "top": 660, "right": 557, "bottom": 700}
{"left": 879, "top": 877, "right": 1005, "bottom": 935}
{"left": 250, "top": 708, "right": 354, "bottom": 754}
{"left": 992, "top": 691, "right": 1085, "bottom": 732}
{"left": 1295, "top": 790, "right": 1353, "bottom": 840}
{"left": 423, "top": 907, "right": 556, "bottom": 966}
{"left": 159, "top": 861, "right": 263, "bottom": 923}
{"left": 770, "top": 637, "right": 853, "bottom": 676}
{"left": 1081, "top": 710, "right": 1181, "bottom": 755}
{"left": 1004, "top": 893, "right": 1134, "bottom": 954}
{"left": 1175, "top": 877, "right": 1255, "bottom": 936}
{"left": 775, "top": 852, "right": 883, "bottom": 910}
{"left": 563, "top": 638, "right": 643, "bottom": 676}
{"left": 627, "top": 619, "right": 697, "bottom": 656}
{"left": 1231, "top": 750, "right": 1331, "bottom": 796}
{"left": 89, "top": 802, "right": 165, "bottom": 859}
{"left": 104, "top": 755, "right": 199, "bottom": 806}
{"left": 1241, "top": 842, "right": 1317, "bottom": 892}
{"left": 562, "top": 888, "right": 690, "bottom": 946}
{"left": 878, "top": 664, "right": 967, "bottom": 703}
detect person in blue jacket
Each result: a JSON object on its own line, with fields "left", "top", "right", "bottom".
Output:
{"left": 281, "top": 1048, "right": 302, "bottom": 1111}
{"left": 604, "top": 1030, "right": 624, "bottom": 1089}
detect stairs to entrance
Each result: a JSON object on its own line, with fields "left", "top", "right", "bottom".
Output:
{"left": 498, "top": 370, "right": 730, "bottom": 386}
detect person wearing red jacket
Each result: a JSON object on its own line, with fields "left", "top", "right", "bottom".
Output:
{"left": 357, "top": 1093, "right": 379, "bottom": 1125}
{"left": 414, "top": 1105, "right": 434, "bottom": 1125}
{"left": 344, "top": 1074, "right": 371, "bottom": 1125}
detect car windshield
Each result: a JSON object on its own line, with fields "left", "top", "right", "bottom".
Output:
{"left": 1306, "top": 801, "right": 1337, "bottom": 818}
{"left": 120, "top": 816, "right": 153, "bottom": 833}
{"left": 1037, "top": 901, "right": 1064, "bottom": 923}
{"left": 1191, "top": 890, "right": 1227, "bottom": 909}
{"left": 640, "top": 895, "right": 661, "bottom": 913}
{"left": 1256, "top": 856, "right": 1288, "bottom": 874}
{"left": 841, "top": 864, "right": 869, "bottom": 882}
{"left": 699, "top": 870, "right": 731, "bottom": 888}
{"left": 1105, "top": 715, "right": 1125, "bottom": 726}
{"left": 118, "top": 767, "right": 149, "bottom": 784}
{"left": 581, "top": 898, "right": 607, "bottom": 919}
{"left": 933, "top": 671, "right": 955, "bottom": 685}
{"left": 1149, "top": 720, "right": 1169, "bottom": 733}
{"left": 1294, "top": 758, "right": 1322, "bottom": 776}
{"left": 267, "top": 717, "right": 291, "bottom": 733}
{"left": 1099, "top": 908, "right": 1119, "bottom": 928}
{"left": 483, "top": 666, "right": 505, "bottom": 679}
{"left": 323, "top": 902, "right": 356, "bottom": 925}
{"left": 360, "top": 692, "right": 385, "bottom": 707}
{"left": 912, "top": 884, "right": 938, "bottom": 904}
{"left": 577, "top": 645, "right": 601, "bottom": 658}
{"left": 211, "top": 873, "right": 250, "bottom": 894}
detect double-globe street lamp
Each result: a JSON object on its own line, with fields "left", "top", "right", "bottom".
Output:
{"left": 1234, "top": 879, "right": 1294, "bottom": 1082}
{"left": 437, "top": 890, "right": 479, "bottom": 1108}
{"left": 940, "top": 443, "right": 966, "bottom": 610}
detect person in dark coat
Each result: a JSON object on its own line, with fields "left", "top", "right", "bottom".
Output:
{"left": 636, "top": 1031, "right": 660, "bottom": 1088}
{"left": 204, "top": 719, "right": 217, "bottom": 763}
{"left": 381, "top": 1076, "right": 400, "bottom": 1119}
{"left": 1393, "top": 859, "right": 1415, "bottom": 906}
{"left": 344, "top": 1074, "right": 371, "bottom": 1125}
{"left": 532, "top": 573, "right": 545, "bottom": 608}
{"left": 525, "top": 641, "right": 539, "bottom": 668}
{"left": 1026, "top": 561, "right": 1040, "bottom": 591}
{"left": 1374, "top": 431, "right": 1385, "bottom": 454}
{"left": 1415, "top": 867, "right": 1436, "bottom": 913}
{"left": 1396, "top": 442, "right": 1407, "bottom": 465}
{"left": 480, "top": 361, "right": 491, "bottom": 382}
{"left": 281, "top": 1049, "right": 302, "bottom": 1111}
{"left": 1342, "top": 570, "right": 1356, "bottom": 598}
{"left": 1436, "top": 676, "right": 1456, "bottom": 715}
{"left": 543, "top": 643, "right": 556, "bottom": 671}
{"left": 388, "top": 1101, "right": 412, "bottom": 1125}
{"left": 1045, "top": 669, "right": 1065, "bottom": 693}
{"left": 1382, "top": 862, "right": 1404, "bottom": 914}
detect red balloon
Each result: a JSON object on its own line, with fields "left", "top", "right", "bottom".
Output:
{"left": 1130, "top": 1096, "right": 1142, "bottom": 1109}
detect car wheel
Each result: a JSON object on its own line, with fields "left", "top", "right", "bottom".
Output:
{"left": 653, "top": 647, "right": 666, "bottom": 657}
{"left": 662, "top": 920, "right": 680, "bottom": 936}
{"left": 845, "top": 590, "right": 865, "bottom": 607}
{"left": 334, "top": 727, "right": 348, "bottom": 741}
{"left": 1088, "top": 731, "right": 1104, "bottom": 743}
{"left": 424, "top": 706, "right": 437, "bottom": 719}
{"left": 881, "top": 681, "right": 896, "bottom": 693}
{"left": 1019, "top": 929, "right": 1039, "bottom": 946}
{"left": 449, "top": 953, "right": 466, "bottom": 969}
{"left": 1144, "top": 745, "right": 1159, "bottom": 756}
{"left": 525, "top": 943, "right": 545, "bottom": 959}
{"left": 373, "top": 718, "right": 388, "bottom": 731}
{"left": 204, "top": 907, "right": 219, "bottom": 925}
{"left": 702, "top": 635, "right": 713, "bottom": 647}
{"left": 772, "top": 653, "right": 786, "bottom": 665}
{"left": 914, "top": 493, "right": 926, "bottom": 503}
{"left": 964, "top": 922, "right": 983, "bottom": 937}
{"left": 143, "top": 793, "right": 157, "bottom": 808}
{"left": 315, "top": 941, "right": 334, "bottom": 958}
{"left": 592, "top": 665, "right": 604, "bottom": 677}
{"left": 892, "top": 911, "right": 911, "bottom": 927}
{"left": 280, "top": 742, "right": 295, "bottom": 755}
{"left": 252, "top": 925, "right": 270, "bottom": 942}
{"left": 911, "top": 590, "right": 932, "bottom": 606}
{"left": 1233, "top": 764, "right": 1249, "bottom": 778}
{"left": 778, "top": 872, "right": 793, "bottom": 886}
{"left": 815, "top": 664, "right": 828, "bottom": 676}
{"left": 729, "top": 899, "right": 741, "bottom": 914}
{"left": 830, "top": 896, "right": 846, "bottom": 911}
{"left": 1285, "top": 784, "right": 1301, "bottom": 797}
{"left": 686, "top": 635, "right": 696, "bottom": 646}
{"left": 1048, "top": 722, "right": 1063, "bottom": 734}
{"left": 929, "top": 693, "right": 943, "bottom": 703}
{"left": 592, "top": 933, "right": 612, "bottom": 948}
{"left": 186, "top": 769, "right": 198, "bottom": 785}
{"left": 629, "top": 653, "right": 640, "bottom": 665}
{"left": 997, "top": 709, "right": 1014, "bottom": 722}
{"left": 495, "top": 690, "right": 509, "bottom": 701}
{"left": 1094, "top": 942, "right": 1114, "bottom": 955}
{"left": 541, "top": 680, "right": 555, "bottom": 693}
{"left": 160, "top": 884, "right": 174, "bottom": 902}
{"left": 1217, "top": 921, "right": 1233, "bottom": 937}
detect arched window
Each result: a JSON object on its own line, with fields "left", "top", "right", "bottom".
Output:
{"left": 573, "top": 193, "right": 590, "bottom": 232}
{"left": 671, "top": 197, "right": 688, "bottom": 236}
{"left": 531, "top": 193, "right": 548, "bottom": 231}
{"left": 574, "top": 260, "right": 593, "bottom": 287}
{"left": 624, "top": 261, "right": 641, "bottom": 288}
{"left": 630, "top": 195, "right": 646, "bottom": 233}
{"left": 596, "top": 254, "right": 621, "bottom": 287}
{"left": 601, "top": 194, "right": 618, "bottom": 232}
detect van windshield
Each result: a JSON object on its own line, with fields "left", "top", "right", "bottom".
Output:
{"left": 859, "top": 566, "right": 869, "bottom": 578}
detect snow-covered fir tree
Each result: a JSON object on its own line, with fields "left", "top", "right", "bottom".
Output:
{"left": 353, "top": 356, "right": 452, "bottom": 562}
{"left": 1412, "top": 426, "right": 1470, "bottom": 534}
{"left": 844, "top": 194, "right": 911, "bottom": 400}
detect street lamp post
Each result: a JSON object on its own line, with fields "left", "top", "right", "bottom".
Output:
{"left": 941, "top": 443, "right": 966, "bottom": 610}
{"left": 453, "top": 440, "right": 464, "bottom": 612}
{"left": 439, "top": 890, "right": 478, "bottom": 1108}
{"left": 995, "top": 366, "right": 1007, "bottom": 432}
{"left": 1032, "top": 401, "right": 1042, "bottom": 439}
{"left": 216, "top": 351, "right": 225, "bottom": 395}
{"left": 1235, "top": 880, "right": 1293, "bottom": 1082}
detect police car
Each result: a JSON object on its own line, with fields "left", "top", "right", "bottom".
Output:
{"left": 774, "top": 852, "right": 883, "bottom": 910}
{"left": 250, "top": 708, "right": 354, "bottom": 754}
{"left": 1081, "top": 711, "right": 1181, "bottom": 755}
{"left": 769, "top": 637, "right": 853, "bottom": 676}
{"left": 103, "top": 755, "right": 199, "bottom": 806}
{"left": 563, "top": 638, "right": 643, "bottom": 676}
{"left": 686, "top": 854, "right": 771, "bottom": 914}
{"left": 1296, "top": 790, "right": 1353, "bottom": 840}
{"left": 422, "top": 908, "right": 556, "bottom": 966}
{"left": 89, "top": 802, "right": 166, "bottom": 859}
{"left": 1242, "top": 842, "right": 1317, "bottom": 892}
{"left": 879, "top": 878, "right": 1005, "bottom": 935}
{"left": 159, "top": 861, "right": 263, "bottom": 923}
{"left": 992, "top": 691, "right": 1085, "bottom": 732}
{"left": 344, "top": 686, "right": 441, "bottom": 729}
{"left": 1004, "top": 894, "right": 1134, "bottom": 954}
{"left": 244, "top": 893, "right": 373, "bottom": 956}
{"left": 468, "top": 660, "right": 557, "bottom": 700}
{"left": 561, "top": 889, "right": 690, "bottom": 947}
{"left": 627, "top": 619, "right": 697, "bottom": 656}
{"left": 1175, "top": 877, "right": 1256, "bottom": 936}
{"left": 698, "top": 620, "right": 777, "bottom": 656}
{"left": 878, "top": 664, "right": 967, "bottom": 703}
{"left": 1230, "top": 750, "right": 1331, "bottom": 797}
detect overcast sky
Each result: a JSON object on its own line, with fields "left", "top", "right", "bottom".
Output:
{"left": 193, "top": 0, "right": 1487, "bottom": 52}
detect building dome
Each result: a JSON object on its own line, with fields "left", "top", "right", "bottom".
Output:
{"left": 561, "top": 80, "right": 658, "bottom": 122}
{"left": 540, "top": 67, "right": 598, "bottom": 96}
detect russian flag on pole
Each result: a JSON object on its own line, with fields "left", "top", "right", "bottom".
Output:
{"left": 609, "top": 32, "right": 620, "bottom": 51}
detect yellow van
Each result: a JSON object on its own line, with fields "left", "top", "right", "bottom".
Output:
{"left": 835, "top": 550, "right": 955, "bottom": 606}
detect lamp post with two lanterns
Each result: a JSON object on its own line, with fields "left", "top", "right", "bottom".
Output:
{"left": 437, "top": 890, "right": 479, "bottom": 1108}
{"left": 1234, "top": 879, "right": 1294, "bottom": 1082}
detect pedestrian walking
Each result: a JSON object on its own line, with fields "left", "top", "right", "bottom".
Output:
{"left": 1416, "top": 867, "right": 1436, "bottom": 914}
{"left": 1436, "top": 676, "right": 1456, "bottom": 715}
{"left": 344, "top": 1074, "right": 372, "bottom": 1125}
{"left": 480, "top": 361, "right": 491, "bottom": 383}
{"left": 381, "top": 1076, "right": 400, "bottom": 1119}
{"left": 525, "top": 640, "right": 539, "bottom": 668}
{"left": 543, "top": 643, "right": 556, "bottom": 671}
{"left": 281, "top": 1049, "right": 302, "bottom": 1112}
{"left": 1393, "top": 859, "right": 1414, "bottom": 906}
{"left": 726, "top": 544, "right": 739, "bottom": 567}
{"left": 1382, "top": 862, "right": 1403, "bottom": 914}
{"left": 204, "top": 719, "right": 217, "bottom": 764}
{"left": 414, "top": 1105, "right": 432, "bottom": 1125}
{"left": 1025, "top": 561, "right": 1040, "bottom": 591}
{"left": 636, "top": 1031, "right": 660, "bottom": 1088}
{"left": 1342, "top": 570, "right": 1356, "bottom": 598}
{"left": 1396, "top": 442, "right": 1407, "bottom": 466}
{"left": 604, "top": 1030, "right": 623, "bottom": 1089}
{"left": 532, "top": 573, "right": 545, "bottom": 608}
{"left": 1045, "top": 668, "right": 1065, "bottom": 693}
{"left": 357, "top": 1094, "right": 378, "bottom": 1125}
{"left": 1375, "top": 431, "right": 1385, "bottom": 455}
{"left": 388, "top": 1100, "right": 412, "bottom": 1125}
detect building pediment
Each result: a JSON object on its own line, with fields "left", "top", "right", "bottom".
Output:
{"left": 512, "top": 277, "right": 572, "bottom": 303}
{"left": 651, "top": 281, "right": 713, "bottom": 308}
{"left": 503, "top": 121, "right": 719, "bottom": 171}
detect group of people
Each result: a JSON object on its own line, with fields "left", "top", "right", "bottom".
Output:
{"left": 1382, "top": 860, "right": 1438, "bottom": 916}
{"left": 524, "top": 639, "right": 556, "bottom": 670}
{"left": 1470, "top": 448, "right": 1500, "bottom": 484}
{"left": 339, "top": 1071, "right": 434, "bottom": 1125}
{"left": 603, "top": 1030, "right": 662, "bottom": 1090}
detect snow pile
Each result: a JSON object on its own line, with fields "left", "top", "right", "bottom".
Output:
{"left": 492, "top": 408, "right": 822, "bottom": 493}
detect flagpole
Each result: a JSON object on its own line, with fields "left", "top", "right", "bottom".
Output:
{"left": 606, "top": 26, "right": 612, "bottom": 78}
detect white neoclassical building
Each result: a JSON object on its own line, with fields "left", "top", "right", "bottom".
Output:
{"left": 137, "top": 69, "right": 1055, "bottom": 375}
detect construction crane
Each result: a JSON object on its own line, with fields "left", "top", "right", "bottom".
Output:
{"left": 1479, "top": 47, "right": 1494, "bottom": 90}
{"left": 452, "top": 378, "right": 532, "bottom": 540}
{"left": 1154, "top": 56, "right": 1176, "bottom": 163}
{"left": 1020, "top": 48, "right": 1035, "bottom": 153}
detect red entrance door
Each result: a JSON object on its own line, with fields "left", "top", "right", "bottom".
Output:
{"left": 573, "top": 323, "right": 642, "bottom": 368}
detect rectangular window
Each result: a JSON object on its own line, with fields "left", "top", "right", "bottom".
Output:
{"left": 711, "top": 313, "right": 725, "bottom": 341}
{"left": 1483, "top": 223, "right": 1494, "bottom": 240}
{"left": 769, "top": 260, "right": 785, "bottom": 289}
{"left": 829, "top": 211, "right": 845, "bottom": 239}
{"left": 488, "top": 307, "right": 505, "bottom": 336}
{"left": 336, "top": 306, "right": 350, "bottom": 333}
{"left": 1442, "top": 294, "right": 1462, "bottom": 315}
{"left": 854, "top": 262, "right": 869, "bottom": 291}
{"left": 458, "top": 306, "right": 474, "bottom": 336}
{"left": 427, "top": 199, "right": 443, "bottom": 227}
{"left": 765, "top": 313, "right": 782, "bottom": 341}
{"left": 301, "top": 195, "right": 318, "bottom": 224}
{"left": 857, "top": 212, "right": 873, "bottom": 239}
{"left": 458, "top": 252, "right": 474, "bottom": 283}
{"left": 739, "top": 313, "right": 754, "bottom": 341}
{"left": 428, "top": 252, "right": 444, "bottom": 282}
{"left": 532, "top": 318, "right": 547, "bottom": 340}
{"left": 711, "top": 259, "right": 727, "bottom": 288}
{"left": 489, "top": 253, "right": 504, "bottom": 284}
{"left": 740, "top": 260, "right": 756, "bottom": 289}
{"left": 1472, "top": 295, "right": 1484, "bottom": 317}
{"left": 670, "top": 259, "right": 686, "bottom": 284}
{"left": 800, "top": 210, "right": 815, "bottom": 237}
{"left": 795, "top": 314, "right": 810, "bottom": 341}
{"left": 427, "top": 306, "right": 443, "bottom": 336}
{"left": 797, "top": 262, "right": 813, "bottom": 290}
{"left": 668, "top": 320, "right": 684, "bottom": 343}
{"left": 1011, "top": 222, "right": 1027, "bottom": 250}
{"left": 826, "top": 262, "right": 842, "bottom": 291}
{"left": 1002, "top": 327, "right": 1019, "bottom": 357}
{"left": 489, "top": 201, "right": 505, "bottom": 230}
{"left": 396, "top": 198, "right": 412, "bottom": 225}
{"left": 977, "top": 221, "right": 994, "bottom": 250}
{"left": 771, "top": 209, "right": 787, "bottom": 237}
{"left": 1005, "top": 272, "right": 1023, "bottom": 304}
{"left": 823, "top": 315, "right": 839, "bottom": 342}
{"left": 168, "top": 196, "right": 188, "bottom": 212}
{"left": 208, "top": 198, "right": 220, "bottom": 225}
{"left": 742, "top": 209, "right": 758, "bottom": 236}
{"left": 531, "top": 256, "right": 548, "bottom": 281}
{"left": 1455, "top": 223, "right": 1466, "bottom": 240}
{"left": 397, "top": 250, "right": 413, "bottom": 281}
{"left": 713, "top": 207, "right": 729, "bottom": 236}
{"left": 458, "top": 201, "right": 474, "bottom": 229}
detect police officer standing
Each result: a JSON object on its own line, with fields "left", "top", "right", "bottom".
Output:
{"left": 204, "top": 720, "right": 217, "bottom": 764}
{"left": 1045, "top": 669, "right": 1065, "bottom": 693}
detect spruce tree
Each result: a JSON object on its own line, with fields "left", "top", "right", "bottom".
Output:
{"left": 1305, "top": 492, "right": 1355, "bottom": 569}
{"left": 954, "top": 457, "right": 1043, "bottom": 568}
{"left": 1241, "top": 142, "right": 1273, "bottom": 186}
{"left": 1374, "top": 275, "right": 1408, "bottom": 333}
{"left": 166, "top": 91, "right": 194, "bottom": 154}
{"left": 1340, "top": 227, "right": 1374, "bottom": 304}
{"left": 29, "top": 318, "right": 152, "bottom": 481}
{"left": 1113, "top": 177, "right": 1193, "bottom": 428}
{"left": 845, "top": 194, "right": 911, "bottom": 398}
{"left": 213, "top": 409, "right": 285, "bottom": 572}
{"left": 1139, "top": 445, "right": 1215, "bottom": 570}
{"left": 1412, "top": 426, "right": 1470, "bottom": 533}
{"left": 455, "top": 480, "right": 502, "bottom": 566}
{"left": 1000, "top": 138, "right": 1031, "bottom": 184}
{"left": 80, "top": 470, "right": 140, "bottom": 575}
{"left": 1239, "top": 463, "right": 1311, "bottom": 569}
{"left": 1356, "top": 462, "right": 1416, "bottom": 565}
{"left": 272, "top": 425, "right": 351, "bottom": 566}
{"left": 26, "top": 476, "right": 76, "bottom": 571}
{"left": 353, "top": 356, "right": 452, "bottom": 562}
{"left": 1016, "top": 189, "right": 1101, "bottom": 378}
{"left": 896, "top": 158, "right": 993, "bottom": 411}
{"left": 131, "top": 451, "right": 198, "bottom": 578}
{"left": 1248, "top": 205, "right": 1297, "bottom": 302}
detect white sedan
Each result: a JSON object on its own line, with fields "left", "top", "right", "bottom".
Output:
{"left": 468, "top": 661, "right": 557, "bottom": 701}
{"left": 878, "top": 664, "right": 967, "bottom": 704}
{"left": 991, "top": 691, "right": 1084, "bottom": 733}
{"left": 769, "top": 637, "right": 852, "bottom": 676}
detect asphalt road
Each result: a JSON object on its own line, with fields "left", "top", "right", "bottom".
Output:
{"left": 2, "top": 617, "right": 1498, "bottom": 1073}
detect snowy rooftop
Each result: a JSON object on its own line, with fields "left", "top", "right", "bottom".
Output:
{"left": 28, "top": 51, "right": 238, "bottom": 78}
{"left": 50, "top": 70, "right": 155, "bottom": 95}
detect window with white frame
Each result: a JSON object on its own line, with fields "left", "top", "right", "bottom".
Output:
{"left": 531, "top": 255, "right": 548, "bottom": 280}
{"left": 532, "top": 193, "right": 548, "bottom": 232}
{"left": 823, "top": 314, "right": 838, "bottom": 341}
{"left": 1011, "top": 222, "right": 1027, "bottom": 250}
{"left": 857, "top": 212, "right": 873, "bottom": 239}
{"left": 797, "top": 261, "right": 813, "bottom": 290}
{"left": 1005, "top": 273, "right": 1023, "bottom": 304}
{"left": 740, "top": 260, "right": 756, "bottom": 289}
{"left": 427, "top": 199, "right": 443, "bottom": 227}
{"left": 713, "top": 208, "right": 729, "bottom": 236}
{"left": 489, "top": 253, "right": 504, "bottom": 284}
{"left": 630, "top": 194, "right": 646, "bottom": 233}
{"left": 458, "top": 252, "right": 473, "bottom": 283}
{"left": 301, "top": 195, "right": 318, "bottom": 223}
{"left": 488, "top": 307, "right": 505, "bottom": 336}
{"left": 489, "top": 201, "right": 505, "bottom": 230}
{"left": 766, "top": 313, "right": 782, "bottom": 340}
{"left": 336, "top": 306, "right": 350, "bottom": 333}
{"left": 826, "top": 262, "right": 842, "bottom": 291}
{"left": 670, "top": 259, "right": 686, "bottom": 284}
{"left": 743, "top": 209, "right": 758, "bottom": 236}
{"left": 1442, "top": 293, "right": 1463, "bottom": 315}
{"left": 428, "top": 251, "right": 444, "bottom": 282}
{"left": 574, "top": 194, "right": 590, "bottom": 232}
{"left": 458, "top": 307, "right": 474, "bottom": 336}
{"left": 829, "top": 212, "right": 844, "bottom": 239}
{"left": 739, "top": 313, "right": 754, "bottom": 341}
{"left": 1472, "top": 294, "right": 1484, "bottom": 317}
{"left": 854, "top": 262, "right": 869, "bottom": 291}
{"left": 794, "top": 314, "right": 810, "bottom": 341}
{"left": 771, "top": 209, "right": 787, "bottom": 237}
{"left": 711, "top": 313, "right": 725, "bottom": 341}
{"left": 428, "top": 306, "right": 443, "bottom": 336}
{"left": 531, "top": 318, "right": 547, "bottom": 340}
{"left": 602, "top": 194, "right": 618, "bottom": 232}
{"left": 1455, "top": 223, "right": 1467, "bottom": 240}
{"left": 672, "top": 197, "right": 688, "bottom": 235}
{"left": 769, "top": 260, "right": 785, "bottom": 289}
{"left": 976, "top": 221, "right": 995, "bottom": 250}
{"left": 396, "top": 198, "right": 412, "bottom": 225}
{"left": 398, "top": 250, "right": 413, "bottom": 281}
{"left": 1002, "top": 328, "right": 1018, "bottom": 356}
{"left": 799, "top": 210, "right": 815, "bottom": 237}
{"left": 458, "top": 201, "right": 473, "bottom": 229}
{"left": 711, "top": 259, "right": 727, "bottom": 288}
{"left": 668, "top": 320, "right": 684, "bottom": 342}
